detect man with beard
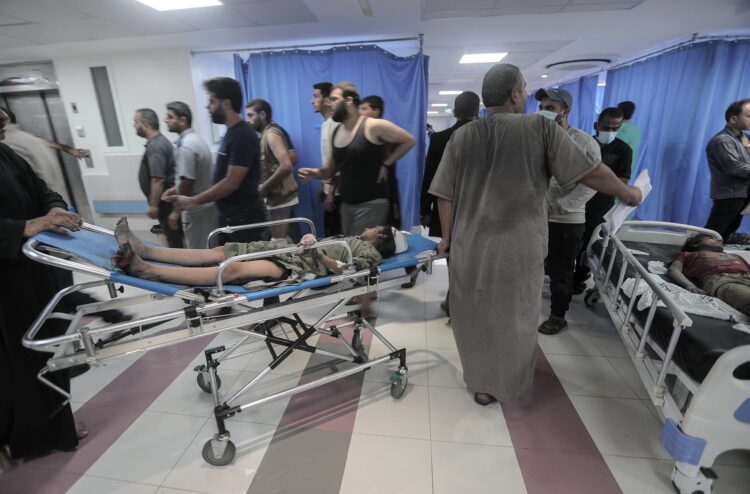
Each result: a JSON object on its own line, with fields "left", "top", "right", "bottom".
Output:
{"left": 166, "top": 77, "right": 268, "bottom": 244}
{"left": 162, "top": 101, "right": 217, "bottom": 248}
{"left": 298, "top": 82, "right": 415, "bottom": 236}
{"left": 428, "top": 64, "right": 641, "bottom": 405}
{"left": 134, "top": 108, "right": 183, "bottom": 247}
{"left": 246, "top": 98, "right": 298, "bottom": 243}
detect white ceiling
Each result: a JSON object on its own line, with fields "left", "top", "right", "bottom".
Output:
{"left": 0, "top": 0, "right": 748, "bottom": 114}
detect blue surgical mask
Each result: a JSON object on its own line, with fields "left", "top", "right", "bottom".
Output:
{"left": 597, "top": 131, "right": 618, "bottom": 145}
{"left": 538, "top": 110, "right": 558, "bottom": 122}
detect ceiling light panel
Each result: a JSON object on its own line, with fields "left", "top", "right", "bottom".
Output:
{"left": 459, "top": 52, "right": 507, "bottom": 64}
{"left": 136, "top": 0, "right": 222, "bottom": 11}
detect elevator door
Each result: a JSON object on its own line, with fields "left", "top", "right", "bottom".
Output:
{"left": 2, "top": 90, "right": 94, "bottom": 222}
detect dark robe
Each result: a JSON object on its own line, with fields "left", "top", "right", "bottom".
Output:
{"left": 0, "top": 141, "right": 78, "bottom": 458}
{"left": 420, "top": 120, "right": 471, "bottom": 237}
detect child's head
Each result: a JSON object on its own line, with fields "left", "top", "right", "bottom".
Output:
{"left": 681, "top": 233, "right": 724, "bottom": 253}
{"left": 360, "top": 225, "right": 397, "bottom": 258}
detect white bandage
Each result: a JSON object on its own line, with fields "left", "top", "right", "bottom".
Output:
{"left": 392, "top": 228, "right": 408, "bottom": 254}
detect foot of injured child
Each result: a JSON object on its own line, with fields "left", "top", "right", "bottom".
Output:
{"left": 111, "top": 216, "right": 405, "bottom": 286}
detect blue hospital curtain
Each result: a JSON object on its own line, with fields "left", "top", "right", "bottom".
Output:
{"left": 559, "top": 74, "right": 598, "bottom": 134}
{"left": 235, "top": 46, "right": 429, "bottom": 234}
{"left": 603, "top": 40, "right": 750, "bottom": 231}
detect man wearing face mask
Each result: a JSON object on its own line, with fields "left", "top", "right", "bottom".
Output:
{"left": 704, "top": 99, "right": 750, "bottom": 241}
{"left": 535, "top": 88, "right": 601, "bottom": 335}
{"left": 573, "top": 107, "right": 633, "bottom": 293}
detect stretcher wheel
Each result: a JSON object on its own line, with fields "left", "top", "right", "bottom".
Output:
{"left": 202, "top": 437, "right": 236, "bottom": 466}
{"left": 584, "top": 288, "right": 600, "bottom": 307}
{"left": 390, "top": 369, "right": 408, "bottom": 399}
{"left": 197, "top": 372, "right": 222, "bottom": 393}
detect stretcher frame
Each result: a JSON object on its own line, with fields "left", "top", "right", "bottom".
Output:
{"left": 584, "top": 220, "right": 750, "bottom": 494}
{"left": 22, "top": 219, "right": 442, "bottom": 465}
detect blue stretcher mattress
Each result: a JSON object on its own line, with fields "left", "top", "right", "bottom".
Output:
{"left": 32, "top": 229, "right": 438, "bottom": 302}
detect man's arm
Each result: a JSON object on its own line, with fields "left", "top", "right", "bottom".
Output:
{"left": 437, "top": 198, "right": 452, "bottom": 254}
{"left": 299, "top": 154, "right": 333, "bottom": 181}
{"left": 168, "top": 165, "right": 249, "bottom": 210}
{"left": 369, "top": 119, "right": 416, "bottom": 165}
{"left": 260, "top": 132, "right": 294, "bottom": 196}
{"left": 579, "top": 164, "right": 642, "bottom": 206}
{"left": 711, "top": 138, "right": 750, "bottom": 178}
{"left": 667, "top": 259, "right": 705, "bottom": 294}
{"left": 148, "top": 177, "right": 164, "bottom": 219}
{"left": 41, "top": 138, "right": 88, "bottom": 158}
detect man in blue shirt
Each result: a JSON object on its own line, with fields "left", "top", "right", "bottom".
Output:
{"left": 704, "top": 99, "right": 750, "bottom": 240}
{"left": 166, "top": 77, "right": 268, "bottom": 244}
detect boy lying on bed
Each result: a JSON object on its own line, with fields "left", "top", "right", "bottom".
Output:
{"left": 112, "top": 217, "right": 406, "bottom": 287}
{"left": 668, "top": 233, "right": 750, "bottom": 317}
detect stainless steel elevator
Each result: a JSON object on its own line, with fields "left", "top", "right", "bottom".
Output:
{"left": 0, "top": 61, "right": 93, "bottom": 222}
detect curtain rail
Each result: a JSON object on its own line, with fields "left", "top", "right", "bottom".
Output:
{"left": 192, "top": 34, "right": 424, "bottom": 55}
{"left": 549, "top": 33, "right": 750, "bottom": 88}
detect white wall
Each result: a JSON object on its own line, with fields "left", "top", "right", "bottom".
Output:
{"left": 427, "top": 116, "right": 453, "bottom": 132}
{"left": 52, "top": 48, "right": 198, "bottom": 229}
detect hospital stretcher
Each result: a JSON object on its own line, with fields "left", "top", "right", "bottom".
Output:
{"left": 583, "top": 221, "right": 750, "bottom": 494}
{"left": 21, "top": 219, "right": 442, "bottom": 466}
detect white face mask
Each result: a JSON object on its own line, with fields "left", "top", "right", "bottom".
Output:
{"left": 538, "top": 110, "right": 558, "bottom": 122}
{"left": 597, "top": 131, "right": 618, "bottom": 145}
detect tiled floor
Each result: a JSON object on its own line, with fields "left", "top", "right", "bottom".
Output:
{"left": 1, "top": 255, "right": 749, "bottom": 494}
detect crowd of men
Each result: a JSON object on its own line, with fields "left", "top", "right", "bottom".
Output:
{"left": 0, "top": 60, "right": 748, "bottom": 466}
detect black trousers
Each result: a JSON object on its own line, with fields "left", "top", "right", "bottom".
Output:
{"left": 547, "top": 222, "right": 586, "bottom": 318}
{"left": 704, "top": 197, "right": 750, "bottom": 240}
{"left": 158, "top": 200, "right": 184, "bottom": 248}
{"left": 211, "top": 213, "right": 270, "bottom": 248}
{"left": 324, "top": 196, "right": 342, "bottom": 237}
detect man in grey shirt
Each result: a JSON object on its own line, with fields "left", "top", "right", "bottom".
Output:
{"left": 704, "top": 99, "right": 750, "bottom": 240}
{"left": 135, "top": 108, "right": 183, "bottom": 248}
{"left": 162, "top": 101, "right": 217, "bottom": 248}
{"left": 535, "top": 88, "right": 601, "bottom": 335}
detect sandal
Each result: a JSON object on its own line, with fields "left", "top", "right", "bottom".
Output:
{"left": 473, "top": 393, "right": 497, "bottom": 406}
{"left": 75, "top": 422, "right": 89, "bottom": 440}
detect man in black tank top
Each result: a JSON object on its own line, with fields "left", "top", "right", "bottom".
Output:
{"left": 299, "top": 81, "right": 416, "bottom": 236}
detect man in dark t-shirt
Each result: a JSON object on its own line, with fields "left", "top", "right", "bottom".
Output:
{"left": 573, "top": 107, "right": 632, "bottom": 292}
{"left": 134, "top": 108, "right": 183, "bottom": 248}
{"left": 165, "top": 77, "right": 268, "bottom": 245}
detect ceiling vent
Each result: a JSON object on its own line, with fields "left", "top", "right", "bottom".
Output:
{"left": 545, "top": 58, "right": 611, "bottom": 71}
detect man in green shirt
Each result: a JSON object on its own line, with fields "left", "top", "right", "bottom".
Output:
{"left": 617, "top": 100, "right": 641, "bottom": 172}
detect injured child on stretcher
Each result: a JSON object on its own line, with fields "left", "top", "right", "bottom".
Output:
{"left": 112, "top": 217, "right": 404, "bottom": 287}
{"left": 667, "top": 233, "right": 750, "bottom": 317}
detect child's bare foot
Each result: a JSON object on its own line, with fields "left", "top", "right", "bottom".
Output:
{"left": 114, "top": 216, "right": 148, "bottom": 257}
{"left": 113, "top": 242, "right": 152, "bottom": 279}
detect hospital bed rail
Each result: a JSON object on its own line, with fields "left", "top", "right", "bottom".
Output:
{"left": 584, "top": 220, "right": 749, "bottom": 494}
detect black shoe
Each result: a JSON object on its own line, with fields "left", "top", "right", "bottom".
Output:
{"left": 474, "top": 393, "right": 497, "bottom": 406}
{"left": 150, "top": 224, "right": 163, "bottom": 234}
{"left": 401, "top": 268, "right": 420, "bottom": 288}
{"left": 538, "top": 316, "right": 567, "bottom": 335}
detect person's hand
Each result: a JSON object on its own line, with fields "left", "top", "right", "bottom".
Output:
{"left": 161, "top": 187, "right": 176, "bottom": 202}
{"left": 324, "top": 192, "right": 335, "bottom": 212}
{"left": 298, "top": 167, "right": 319, "bottom": 182}
{"left": 689, "top": 286, "right": 707, "bottom": 296}
{"left": 299, "top": 234, "right": 317, "bottom": 247}
{"left": 377, "top": 165, "right": 388, "bottom": 183}
{"left": 168, "top": 211, "right": 180, "bottom": 231}
{"left": 66, "top": 148, "right": 89, "bottom": 159}
{"left": 163, "top": 194, "right": 198, "bottom": 210}
{"left": 24, "top": 209, "right": 82, "bottom": 237}
{"left": 438, "top": 237, "right": 450, "bottom": 254}
{"left": 621, "top": 186, "right": 643, "bottom": 207}
{"left": 258, "top": 183, "right": 268, "bottom": 198}
{"left": 147, "top": 206, "right": 158, "bottom": 219}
